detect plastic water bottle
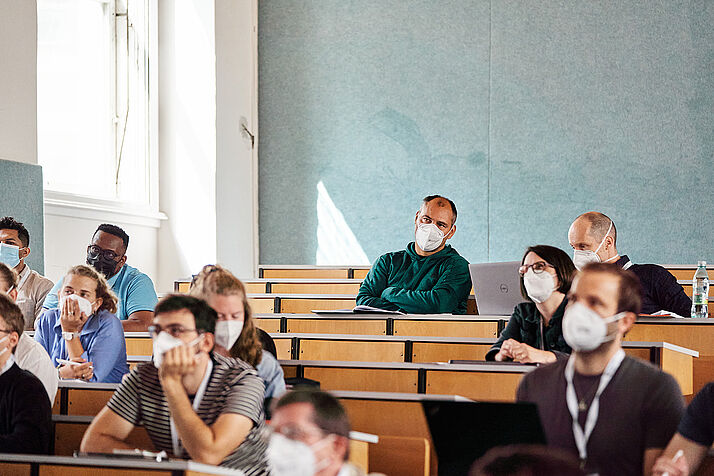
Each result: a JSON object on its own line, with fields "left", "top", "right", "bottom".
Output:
{"left": 691, "top": 261, "right": 710, "bottom": 318}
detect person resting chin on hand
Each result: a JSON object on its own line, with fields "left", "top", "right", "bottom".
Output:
{"left": 34, "top": 265, "right": 128, "bottom": 383}
{"left": 487, "top": 245, "right": 577, "bottom": 364}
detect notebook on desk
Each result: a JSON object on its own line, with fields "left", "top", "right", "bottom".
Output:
{"left": 469, "top": 261, "right": 524, "bottom": 315}
{"left": 421, "top": 400, "right": 546, "bottom": 476}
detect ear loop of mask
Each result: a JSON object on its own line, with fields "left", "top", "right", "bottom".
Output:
{"left": 0, "top": 335, "right": 9, "bottom": 358}
{"left": 189, "top": 334, "right": 205, "bottom": 361}
{"left": 310, "top": 434, "right": 336, "bottom": 472}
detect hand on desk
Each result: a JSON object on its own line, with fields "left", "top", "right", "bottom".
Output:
{"left": 59, "top": 357, "right": 94, "bottom": 381}
{"left": 494, "top": 339, "right": 556, "bottom": 364}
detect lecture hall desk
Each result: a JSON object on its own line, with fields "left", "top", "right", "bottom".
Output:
{"left": 0, "top": 453, "right": 241, "bottom": 476}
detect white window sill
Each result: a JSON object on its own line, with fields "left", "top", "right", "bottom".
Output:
{"left": 44, "top": 190, "right": 167, "bottom": 228}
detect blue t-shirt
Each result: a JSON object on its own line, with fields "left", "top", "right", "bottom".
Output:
{"left": 43, "top": 264, "right": 158, "bottom": 321}
{"left": 34, "top": 308, "right": 129, "bottom": 383}
{"left": 256, "top": 350, "right": 286, "bottom": 399}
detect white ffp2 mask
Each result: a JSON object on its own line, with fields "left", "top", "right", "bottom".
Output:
{"left": 214, "top": 320, "right": 244, "bottom": 350}
{"left": 152, "top": 332, "right": 204, "bottom": 369}
{"left": 60, "top": 293, "right": 95, "bottom": 317}
{"left": 572, "top": 220, "right": 613, "bottom": 270}
{"left": 523, "top": 269, "right": 556, "bottom": 303}
{"left": 267, "top": 433, "right": 316, "bottom": 476}
{"left": 562, "top": 301, "right": 626, "bottom": 352}
{"left": 415, "top": 223, "right": 449, "bottom": 252}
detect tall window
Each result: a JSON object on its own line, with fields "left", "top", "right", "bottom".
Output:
{"left": 37, "top": 0, "right": 152, "bottom": 205}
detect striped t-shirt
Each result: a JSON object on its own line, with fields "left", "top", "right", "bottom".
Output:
{"left": 107, "top": 352, "right": 269, "bottom": 475}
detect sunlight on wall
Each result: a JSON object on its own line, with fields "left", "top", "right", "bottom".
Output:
{"left": 316, "top": 181, "right": 369, "bottom": 265}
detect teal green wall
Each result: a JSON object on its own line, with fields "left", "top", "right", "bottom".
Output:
{"left": 0, "top": 159, "right": 45, "bottom": 273}
{"left": 258, "top": 1, "right": 714, "bottom": 266}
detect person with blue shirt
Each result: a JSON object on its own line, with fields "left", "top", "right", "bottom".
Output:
{"left": 43, "top": 223, "right": 158, "bottom": 331}
{"left": 35, "top": 265, "right": 128, "bottom": 383}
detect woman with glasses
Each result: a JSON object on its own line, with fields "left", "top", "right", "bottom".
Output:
{"left": 34, "top": 265, "right": 128, "bottom": 382}
{"left": 486, "top": 245, "right": 576, "bottom": 364}
{"left": 189, "top": 265, "right": 286, "bottom": 405}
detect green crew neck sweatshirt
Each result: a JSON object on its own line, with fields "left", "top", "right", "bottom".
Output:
{"left": 356, "top": 242, "right": 471, "bottom": 314}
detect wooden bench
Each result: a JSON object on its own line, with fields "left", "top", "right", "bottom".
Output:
{"left": 259, "top": 265, "right": 371, "bottom": 279}
{"left": 175, "top": 278, "right": 364, "bottom": 295}
{"left": 248, "top": 293, "right": 357, "bottom": 314}
{"left": 663, "top": 264, "right": 714, "bottom": 281}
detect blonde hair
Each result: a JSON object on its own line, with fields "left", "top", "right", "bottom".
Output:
{"left": 190, "top": 264, "right": 262, "bottom": 366}
{"left": 64, "top": 265, "right": 118, "bottom": 314}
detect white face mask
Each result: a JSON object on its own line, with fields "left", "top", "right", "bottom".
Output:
{"left": 0, "top": 335, "right": 9, "bottom": 359}
{"left": 267, "top": 433, "right": 316, "bottom": 476}
{"left": 523, "top": 269, "right": 556, "bottom": 303}
{"left": 152, "top": 332, "right": 204, "bottom": 369}
{"left": 60, "top": 293, "right": 95, "bottom": 317}
{"left": 562, "top": 301, "right": 626, "bottom": 352}
{"left": 214, "top": 320, "right": 244, "bottom": 350}
{"left": 415, "top": 223, "right": 450, "bottom": 252}
{"left": 572, "top": 221, "right": 613, "bottom": 270}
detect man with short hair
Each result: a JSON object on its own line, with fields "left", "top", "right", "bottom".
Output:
{"left": 517, "top": 263, "right": 684, "bottom": 476}
{"left": 0, "top": 293, "right": 52, "bottom": 454}
{"left": 44, "top": 223, "right": 158, "bottom": 330}
{"left": 0, "top": 263, "right": 57, "bottom": 402}
{"left": 568, "top": 212, "right": 691, "bottom": 316}
{"left": 81, "top": 294, "right": 269, "bottom": 474}
{"left": 356, "top": 195, "right": 471, "bottom": 314}
{"left": 0, "top": 216, "right": 54, "bottom": 328}
{"left": 270, "top": 388, "right": 362, "bottom": 476}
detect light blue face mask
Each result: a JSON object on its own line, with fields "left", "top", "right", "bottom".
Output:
{"left": 0, "top": 243, "right": 20, "bottom": 268}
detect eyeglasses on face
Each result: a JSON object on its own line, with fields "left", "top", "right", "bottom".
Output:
{"left": 518, "top": 261, "right": 555, "bottom": 276}
{"left": 148, "top": 324, "right": 199, "bottom": 338}
{"left": 87, "top": 245, "right": 122, "bottom": 262}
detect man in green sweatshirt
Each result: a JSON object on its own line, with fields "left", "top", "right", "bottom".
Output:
{"left": 356, "top": 195, "right": 471, "bottom": 314}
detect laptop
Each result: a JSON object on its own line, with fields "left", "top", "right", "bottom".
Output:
{"left": 468, "top": 261, "right": 524, "bottom": 315}
{"left": 421, "top": 400, "right": 546, "bottom": 476}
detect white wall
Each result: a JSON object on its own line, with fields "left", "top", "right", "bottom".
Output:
{"left": 215, "top": 0, "right": 259, "bottom": 277}
{"left": 158, "top": 0, "right": 258, "bottom": 292}
{"left": 0, "top": 0, "right": 37, "bottom": 165}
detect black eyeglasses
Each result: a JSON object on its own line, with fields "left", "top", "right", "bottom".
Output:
{"left": 87, "top": 245, "right": 123, "bottom": 262}
{"left": 148, "top": 324, "right": 199, "bottom": 339}
{"left": 518, "top": 261, "right": 555, "bottom": 276}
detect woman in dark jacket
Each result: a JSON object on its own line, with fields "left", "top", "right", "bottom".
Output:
{"left": 486, "top": 245, "right": 576, "bottom": 364}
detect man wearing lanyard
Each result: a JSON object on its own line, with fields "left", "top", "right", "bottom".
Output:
{"left": 80, "top": 295, "right": 270, "bottom": 474}
{"left": 568, "top": 212, "right": 691, "bottom": 316}
{"left": 517, "top": 263, "right": 684, "bottom": 476}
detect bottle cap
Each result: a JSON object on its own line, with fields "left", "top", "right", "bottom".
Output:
{"left": 699, "top": 260, "right": 707, "bottom": 266}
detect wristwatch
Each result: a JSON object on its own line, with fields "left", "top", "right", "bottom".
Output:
{"left": 62, "top": 331, "right": 80, "bottom": 341}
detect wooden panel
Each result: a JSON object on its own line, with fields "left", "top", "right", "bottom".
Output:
{"left": 176, "top": 282, "right": 191, "bottom": 293}
{"left": 255, "top": 318, "right": 281, "bottom": 333}
{"left": 54, "top": 422, "right": 155, "bottom": 456}
{"left": 627, "top": 324, "right": 714, "bottom": 355}
{"left": 244, "top": 282, "right": 268, "bottom": 293}
{"left": 668, "top": 269, "right": 700, "bottom": 280}
{"left": 262, "top": 268, "right": 348, "bottom": 279}
{"left": 271, "top": 282, "right": 362, "bottom": 294}
{"left": 411, "top": 342, "right": 491, "bottom": 363}
{"left": 0, "top": 463, "right": 31, "bottom": 476}
{"left": 273, "top": 338, "right": 292, "bottom": 360}
{"left": 40, "top": 467, "right": 171, "bottom": 476}
{"left": 52, "top": 391, "right": 61, "bottom": 414}
{"left": 299, "top": 340, "right": 405, "bottom": 362}
{"left": 393, "top": 320, "right": 499, "bottom": 338}
{"left": 661, "top": 348, "right": 694, "bottom": 395}
{"left": 341, "top": 400, "right": 431, "bottom": 439}
{"left": 286, "top": 319, "right": 387, "bottom": 335}
{"left": 348, "top": 440, "right": 369, "bottom": 474}
{"left": 303, "top": 367, "right": 419, "bottom": 393}
{"left": 622, "top": 348, "right": 651, "bottom": 362}
{"left": 282, "top": 364, "right": 298, "bottom": 379}
{"left": 425, "top": 370, "right": 523, "bottom": 402}
{"left": 352, "top": 269, "right": 370, "bottom": 279}
{"left": 68, "top": 389, "right": 114, "bottom": 416}
{"left": 279, "top": 298, "right": 356, "bottom": 313}
{"left": 248, "top": 297, "right": 276, "bottom": 313}
{"left": 126, "top": 337, "right": 152, "bottom": 356}
{"left": 370, "top": 436, "right": 430, "bottom": 476}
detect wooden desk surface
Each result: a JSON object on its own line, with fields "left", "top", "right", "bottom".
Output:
{"left": 279, "top": 359, "right": 535, "bottom": 373}
{"left": 0, "top": 453, "right": 240, "bottom": 475}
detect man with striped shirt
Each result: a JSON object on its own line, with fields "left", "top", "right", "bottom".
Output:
{"left": 81, "top": 295, "right": 269, "bottom": 474}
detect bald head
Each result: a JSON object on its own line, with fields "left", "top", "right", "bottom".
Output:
{"left": 568, "top": 212, "right": 618, "bottom": 262}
